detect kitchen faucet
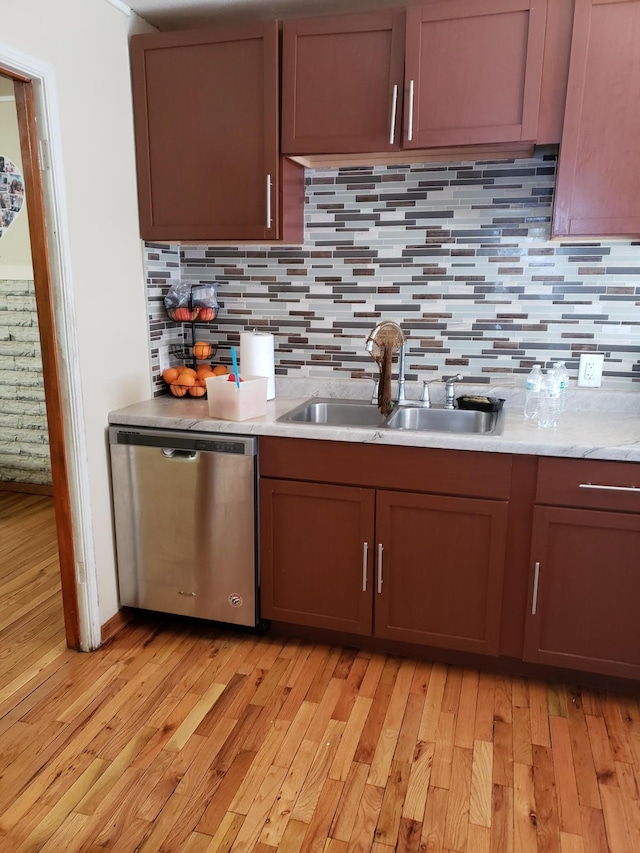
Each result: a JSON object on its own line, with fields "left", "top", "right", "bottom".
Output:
{"left": 395, "top": 342, "right": 408, "bottom": 404}
{"left": 371, "top": 341, "right": 410, "bottom": 405}
{"left": 365, "top": 321, "right": 407, "bottom": 412}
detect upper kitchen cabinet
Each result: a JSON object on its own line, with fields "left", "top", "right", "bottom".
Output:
{"left": 536, "top": 0, "right": 575, "bottom": 144}
{"left": 130, "top": 23, "right": 303, "bottom": 242}
{"left": 404, "top": 0, "right": 548, "bottom": 148}
{"left": 281, "top": 11, "right": 405, "bottom": 154}
{"left": 553, "top": 0, "right": 640, "bottom": 236}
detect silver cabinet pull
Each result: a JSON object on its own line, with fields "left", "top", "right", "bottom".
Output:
{"left": 377, "top": 543, "right": 383, "bottom": 593}
{"left": 531, "top": 561, "right": 541, "bottom": 616}
{"left": 362, "top": 542, "right": 368, "bottom": 592}
{"left": 579, "top": 483, "right": 640, "bottom": 493}
{"left": 266, "top": 174, "right": 272, "bottom": 229}
{"left": 389, "top": 84, "right": 398, "bottom": 145}
{"left": 407, "top": 79, "right": 415, "bottom": 142}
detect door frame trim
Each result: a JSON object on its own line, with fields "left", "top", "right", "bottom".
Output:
{"left": 0, "top": 41, "right": 100, "bottom": 651}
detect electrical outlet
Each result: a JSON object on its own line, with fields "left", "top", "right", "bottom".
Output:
{"left": 578, "top": 353, "right": 604, "bottom": 387}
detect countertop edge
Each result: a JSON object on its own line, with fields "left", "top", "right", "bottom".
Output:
{"left": 108, "top": 396, "right": 640, "bottom": 463}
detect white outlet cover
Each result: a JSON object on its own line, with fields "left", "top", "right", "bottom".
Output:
{"left": 578, "top": 353, "right": 604, "bottom": 387}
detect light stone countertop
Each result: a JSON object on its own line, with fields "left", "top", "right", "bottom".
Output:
{"left": 108, "top": 378, "right": 640, "bottom": 463}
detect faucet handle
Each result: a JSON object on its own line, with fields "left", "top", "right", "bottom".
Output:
{"left": 371, "top": 379, "right": 379, "bottom": 405}
{"left": 420, "top": 380, "right": 432, "bottom": 407}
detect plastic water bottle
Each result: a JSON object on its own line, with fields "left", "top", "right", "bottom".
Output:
{"left": 538, "top": 369, "right": 561, "bottom": 429}
{"left": 553, "top": 361, "right": 569, "bottom": 412}
{"left": 524, "top": 364, "right": 543, "bottom": 420}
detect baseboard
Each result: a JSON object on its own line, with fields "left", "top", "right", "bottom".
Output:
{"left": 0, "top": 481, "right": 54, "bottom": 496}
{"left": 100, "top": 608, "right": 133, "bottom": 645}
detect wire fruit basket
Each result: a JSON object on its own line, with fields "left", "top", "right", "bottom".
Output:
{"left": 162, "top": 282, "right": 224, "bottom": 397}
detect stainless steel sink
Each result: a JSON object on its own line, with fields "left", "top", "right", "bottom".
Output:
{"left": 277, "top": 398, "right": 387, "bottom": 428}
{"left": 385, "top": 405, "right": 504, "bottom": 435}
{"left": 277, "top": 397, "right": 505, "bottom": 435}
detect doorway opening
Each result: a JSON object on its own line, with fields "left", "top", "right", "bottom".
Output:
{"left": 0, "top": 71, "right": 69, "bottom": 675}
{"left": 0, "top": 64, "right": 87, "bottom": 652}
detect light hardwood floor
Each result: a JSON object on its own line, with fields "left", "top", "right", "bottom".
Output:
{"left": 0, "top": 492, "right": 66, "bottom": 702}
{"left": 0, "top": 495, "right": 639, "bottom": 852}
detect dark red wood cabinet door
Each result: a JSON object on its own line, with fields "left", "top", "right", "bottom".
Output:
{"left": 374, "top": 490, "right": 508, "bottom": 655}
{"left": 131, "top": 23, "right": 282, "bottom": 241}
{"left": 524, "top": 506, "right": 640, "bottom": 679}
{"left": 536, "top": 0, "right": 575, "bottom": 145}
{"left": 553, "top": 0, "right": 640, "bottom": 236}
{"left": 281, "top": 11, "right": 405, "bottom": 154}
{"left": 259, "top": 479, "right": 375, "bottom": 635}
{"left": 404, "top": 0, "right": 547, "bottom": 148}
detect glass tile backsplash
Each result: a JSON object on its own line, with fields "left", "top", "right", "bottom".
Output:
{"left": 144, "top": 153, "right": 640, "bottom": 396}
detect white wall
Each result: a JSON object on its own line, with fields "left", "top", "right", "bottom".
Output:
{"left": 1, "top": 0, "right": 156, "bottom": 624}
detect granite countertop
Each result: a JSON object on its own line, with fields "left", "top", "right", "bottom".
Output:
{"left": 108, "top": 378, "right": 640, "bottom": 463}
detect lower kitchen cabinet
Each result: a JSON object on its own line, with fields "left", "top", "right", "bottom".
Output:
{"left": 259, "top": 437, "right": 640, "bottom": 684}
{"left": 259, "top": 479, "right": 374, "bottom": 635}
{"left": 260, "top": 476, "right": 508, "bottom": 654}
{"left": 375, "top": 490, "right": 508, "bottom": 655}
{"left": 523, "top": 506, "right": 640, "bottom": 680}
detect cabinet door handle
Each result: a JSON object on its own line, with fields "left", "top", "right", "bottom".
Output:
{"left": 389, "top": 84, "right": 398, "bottom": 145}
{"left": 362, "top": 542, "right": 368, "bottom": 592}
{"left": 579, "top": 483, "right": 640, "bottom": 493}
{"left": 266, "top": 174, "right": 272, "bottom": 229}
{"left": 377, "top": 543, "right": 383, "bottom": 593}
{"left": 531, "top": 561, "right": 541, "bottom": 616}
{"left": 407, "top": 79, "right": 415, "bottom": 142}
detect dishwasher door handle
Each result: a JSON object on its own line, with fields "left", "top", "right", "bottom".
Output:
{"left": 161, "top": 448, "right": 198, "bottom": 460}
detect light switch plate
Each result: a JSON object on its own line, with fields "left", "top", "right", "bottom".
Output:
{"left": 578, "top": 353, "right": 604, "bottom": 387}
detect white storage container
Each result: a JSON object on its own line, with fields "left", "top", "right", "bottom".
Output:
{"left": 205, "top": 374, "right": 268, "bottom": 421}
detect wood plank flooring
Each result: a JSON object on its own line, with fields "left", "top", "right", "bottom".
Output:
{"left": 0, "top": 493, "right": 639, "bottom": 851}
{"left": 0, "top": 492, "right": 66, "bottom": 701}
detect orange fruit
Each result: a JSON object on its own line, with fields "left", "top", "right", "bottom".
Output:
{"left": 169, "top": 384, "right": 188, "bottom": 397}
{"left": 173, "top": 372, "right": 195, "bottom": 387}
{"left": 196, "top": 363, "right": 211, "bottom": 374}
{"left": 179, "top": 368, "right": 197, "bottom": 380}
{"left": 192, "top": 341, "right": 213, "bottom": 360}
{"left": 162, "top": 367, "right": 180, "bottom": 384}
{"left": 175, "top": 364, "right": 189, "bottom": 373}
{"left": 212, "top": 364, "right": 228, "bottom": 376}
{"left": 188, "top": 384, "right": 206, "bottom": 397}
{"left": 199, "top": 370, "right": 216, "bottom": 381}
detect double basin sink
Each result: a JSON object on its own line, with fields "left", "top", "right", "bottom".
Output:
{"left": 277, "top": 397, "right": 505, "bottom": 435}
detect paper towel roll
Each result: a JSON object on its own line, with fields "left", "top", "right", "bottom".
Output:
{"left": 240, "top": 331, "right": 275, "bottom": 399}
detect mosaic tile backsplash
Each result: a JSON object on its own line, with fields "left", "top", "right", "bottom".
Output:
{"left": 144, "top": 152, "right": 640, "bottom": 397}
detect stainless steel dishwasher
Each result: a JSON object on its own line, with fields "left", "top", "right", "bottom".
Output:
{"left": 109, "top": 426, "right": 258, "bottom": 627}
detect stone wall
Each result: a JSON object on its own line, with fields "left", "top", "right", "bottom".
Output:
{"left": 0, "top": 278, "right": 51, "bottom": 485}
